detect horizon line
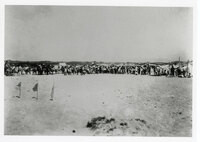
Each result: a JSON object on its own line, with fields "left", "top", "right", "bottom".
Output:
{"left": 4, "top": 59, "right": 193, "bottom": 63}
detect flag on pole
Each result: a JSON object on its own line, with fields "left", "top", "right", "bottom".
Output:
{"left": 16, "top": 82, "right": 21, "bottom": 98}
{"left": 50, "top": 84, "right": 54, "bottom": 101}
{"left": 32, "top": 83, "right": 38, "bottom": 92}
{"left": 32, "top": 83, "right": 38, "bottom": 100}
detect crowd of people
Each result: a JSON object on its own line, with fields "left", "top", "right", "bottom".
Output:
{"left": 4, "top": 61, "right": 193, "bottom": 78}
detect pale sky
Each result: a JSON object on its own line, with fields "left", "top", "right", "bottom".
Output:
{"left": 5, "top": 6, "right": 193, "bottom": 62}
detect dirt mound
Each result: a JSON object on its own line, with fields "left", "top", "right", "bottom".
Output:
{"left": 86, "top": 116, "right": 116, "bottom": 131}
{"left": 86, "top": 116, "right": 155, "bottom": 136}
{"left": 86, "top": 116, "right": 127, "bottom": 135}
{"left": 86, "top": 116, "right": 136, "bottom": 135}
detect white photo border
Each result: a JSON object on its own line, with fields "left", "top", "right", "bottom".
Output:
{"left": 0, "top": 0, "right": 198, "bottom": 142}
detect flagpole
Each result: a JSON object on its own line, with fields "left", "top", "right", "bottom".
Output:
{"left": 51, "top": 83, "right": 54, "bottom": 101}
{"left": 52, "top": 81, "right": 54, "bottom": 100}
{"left": 50, "top": 77, "right": 54, "bottom": 101}
{"left": 16, "top": 82, "right": 21, "bottom": 98}
{"left": 37, "top": 83, "right": 39, "bottom": 100}
{"left": 19, "top": 84, "right": 21, "bottom": 98}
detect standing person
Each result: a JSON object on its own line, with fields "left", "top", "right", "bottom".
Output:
{"left": 150, "top": 66, "right": 154, "bottom": 76}
{"left": 171, "top": 64, "right": 175, "bottom": 76}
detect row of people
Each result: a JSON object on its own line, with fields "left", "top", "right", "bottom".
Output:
{"left": 4, "top": 62, "right": 192, "bottom": 78}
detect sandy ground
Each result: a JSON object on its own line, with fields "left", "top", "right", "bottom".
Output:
{"left": 4, "top": 74, "right": 192, "bottom": 136}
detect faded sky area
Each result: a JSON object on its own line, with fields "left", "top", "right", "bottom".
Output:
{"left": 5, "top": 6, "right": 193, "bottom": 62}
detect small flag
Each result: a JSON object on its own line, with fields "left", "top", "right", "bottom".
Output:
{"left": 32, "top": 83, "right": 38, "bottom": 92}
{"left": 17, "top": 82, "right": 21, "bottom": 88}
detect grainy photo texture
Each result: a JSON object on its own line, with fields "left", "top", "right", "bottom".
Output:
{"left": 4, "top": 6, "right": 192, "bottom": 136}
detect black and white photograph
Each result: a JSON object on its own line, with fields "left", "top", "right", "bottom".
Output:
{"left": 3, "top": 4, "right": 195, "bottom": 137}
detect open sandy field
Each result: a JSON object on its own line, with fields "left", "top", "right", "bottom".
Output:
{"left": 4, "top": 75, "right": 192, "bottom": 136}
